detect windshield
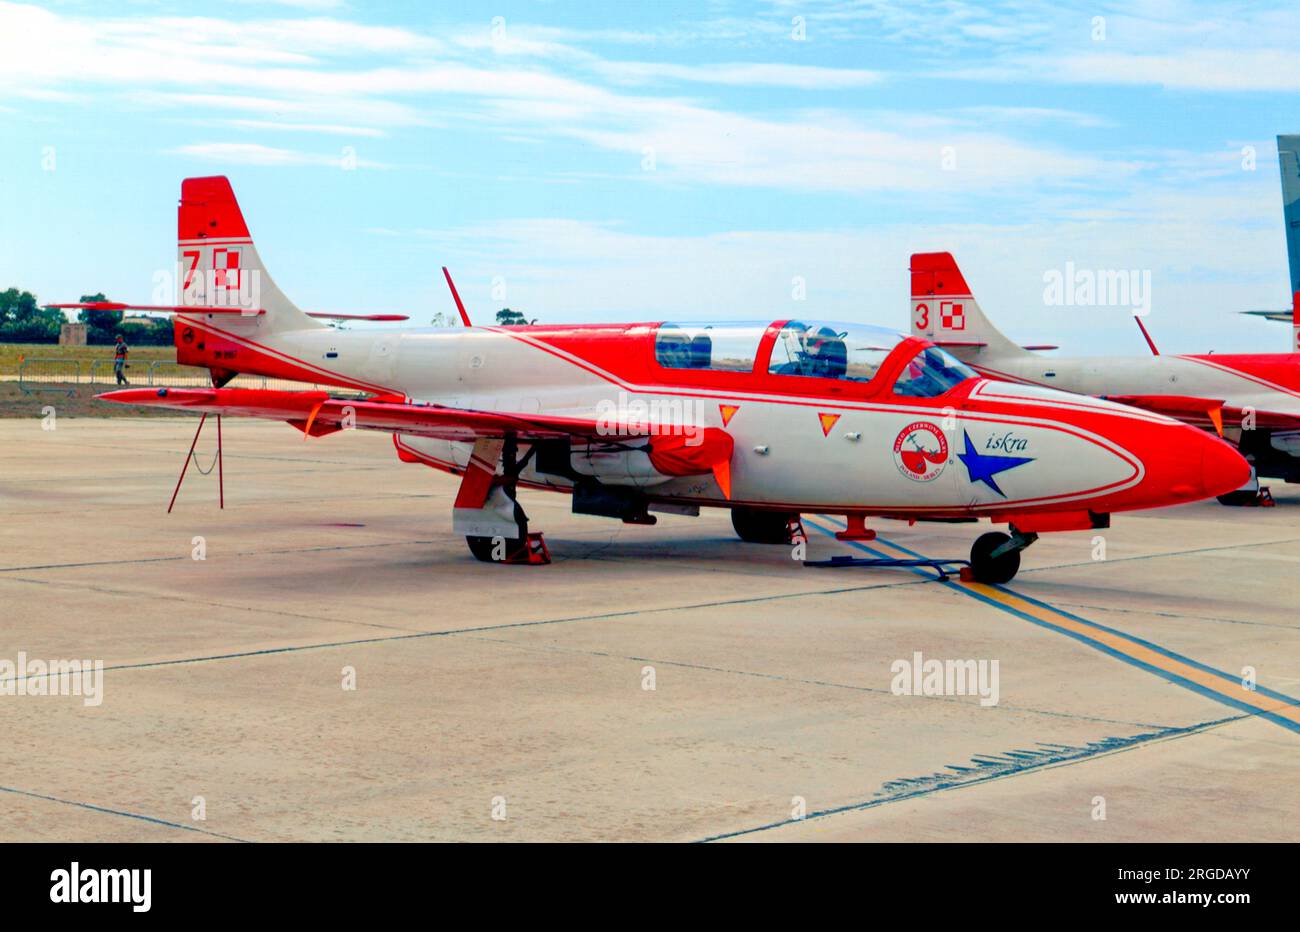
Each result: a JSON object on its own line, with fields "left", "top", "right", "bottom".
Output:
{"left": 892, "top": 345, "right": 977, "bottom": 397}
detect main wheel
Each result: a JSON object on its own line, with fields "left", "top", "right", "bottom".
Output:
{"left": 969, "top": 531, "right": 1020, "bottom": 584}
{"left": 466, "top": 535, "right": 523, "bottom": 562}
{"left": 731, "top": 507, "right": 798, "bottom": 544}
{"left": 1216, "top": 490, "right": 1257, "bottom": 506}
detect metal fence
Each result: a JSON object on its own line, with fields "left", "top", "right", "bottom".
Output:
{"left": 15, "top": 358, "right": 81, "bottom": 395}
{"left": 19, "top": 357, "right": 365, "bottom": 398}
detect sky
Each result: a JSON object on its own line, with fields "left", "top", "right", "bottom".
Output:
{"left": 1, "top": 0, "right": 1297, "bottom": 354}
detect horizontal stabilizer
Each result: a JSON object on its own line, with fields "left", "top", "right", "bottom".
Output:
{"left": 305, "top": 313, "right": 410, "bottom": 321}
{"left": 46, "top": 301, "right": 264, "bottom": 316}
{"left": 46, "top": 302, "right": 405, "bottom": 321}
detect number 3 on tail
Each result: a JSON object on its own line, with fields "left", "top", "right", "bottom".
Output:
{"left": 914, "top": 302, "right": 929, "bottom": 330}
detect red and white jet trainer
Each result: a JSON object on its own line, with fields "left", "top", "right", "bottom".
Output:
{"left": 85, "top": 177, "right": 1248, "bottom": 582}
{"left": 911, "top": 252, "right": 1300, "bottom": 505}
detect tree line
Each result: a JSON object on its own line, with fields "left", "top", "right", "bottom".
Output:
{"left": 2, "top": 286, "right": 535, "bottom": 344}
{"left": 0, "top": 288, "right": 173, "bottom": 345}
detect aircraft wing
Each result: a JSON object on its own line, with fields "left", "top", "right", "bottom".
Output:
{"left": 1104, "top": 393, "right": 1300, "bottom": 433}
{"left": 97, "top": 387, "right": 733, "bottom": 488}
{"left": 100, "top": 387, "right": 641, "bottom": 440}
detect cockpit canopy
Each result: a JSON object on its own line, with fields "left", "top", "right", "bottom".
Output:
{"left": 653, "top": 321, "right": 769, "bottom": 372}
{"left": 653, "top": 320, "right": 975, "bottom": 398}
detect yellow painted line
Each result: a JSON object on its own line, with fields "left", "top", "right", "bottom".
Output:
{"left": 804, "top": 517, "right": 1300, "bottom": 735}
{"left": 959, "top": 581, "right": 1300, "bottom": 726}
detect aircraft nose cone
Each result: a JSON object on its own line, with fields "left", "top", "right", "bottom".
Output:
{"left": 1199, "top": 433, "right": 1252, "bottom": 499}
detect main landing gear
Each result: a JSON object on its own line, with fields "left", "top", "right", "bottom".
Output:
{"left": 966, "top": 529, "right": 1038, "bottom": 585}
{"left": 731, "top": 507, "right": 802, "bottom": 544}
{"left": 1217, "top": 489, "right": 1275, "bottom": 506}
{"left": 1217, "top": 463, "right": 1274, "bottom": 506}
{"left": 466, "top": 532, "right": 551, "bottom": 564}
{"left": 460, "top": 435, "right": 552, "bottom": 565}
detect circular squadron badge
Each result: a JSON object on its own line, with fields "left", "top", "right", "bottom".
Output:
{"left": 892, "top": 421, "right": 949, "bottom": 482}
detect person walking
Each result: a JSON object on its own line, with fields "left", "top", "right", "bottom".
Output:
{"left": 113, "top": 334, "right": 130, "bottom": 385}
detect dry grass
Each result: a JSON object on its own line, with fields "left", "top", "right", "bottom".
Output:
{"left": 0, "top": 342, "right": 176, "bottom": 376}
{"left": 0, "top": 382, "right": 199, "bottom": 418}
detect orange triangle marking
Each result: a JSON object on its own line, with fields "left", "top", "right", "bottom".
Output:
{"left": 712, "top": 459, "right": 731, "bottom": 500}
{"left": 1208, "top": 405, "right": 1224, "bottom": 437}
{"left": 719, "top": 404, "right": 739, "bottom": 427}
{"left": 818, "top": 412, "right": 840, "bottom": 437}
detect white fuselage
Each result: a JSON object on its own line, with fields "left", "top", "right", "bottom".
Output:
{"left": 972, "top": 353, "right": 1300, "bottom": 415}
{"left": 183, "top": 316, "right": 1221, "bottom": 518}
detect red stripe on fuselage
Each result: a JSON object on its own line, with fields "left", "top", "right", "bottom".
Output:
{"left": 178, "top": 316, "right": 395, "bottom": 395}
{"left": 1178, "top": 354, "right": 1300, "bottom": 399}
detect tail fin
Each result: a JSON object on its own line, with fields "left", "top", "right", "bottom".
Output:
{"left": 1294, "top": 293, "right": 1300, "bottom": 354}
{"left": 910, "top": 252, "right": 1028, "bottom": 362}
{"left": 1277, "top": 135, "right": 1300, "bottom": 351}
{"left": 176, "top": 176, "right": 323, "bottom": 334}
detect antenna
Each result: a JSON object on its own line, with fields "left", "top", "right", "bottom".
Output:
{"left": 442, "top": 267, "right": 472, "bottom": 327}
{"left": 1133, "top": 315, "right": 1159, "bottom": 356}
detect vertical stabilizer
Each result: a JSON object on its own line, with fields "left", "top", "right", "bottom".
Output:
{"left": 909, "top": 252, "right": 1029, "bottom": 363}
{"left": 1278, "top": 135, "right": 1300, "bottom": 351}
{"left": 177, "top": 176, "right": 324, "bottom": 334}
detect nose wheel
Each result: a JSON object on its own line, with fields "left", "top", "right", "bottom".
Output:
{"left": 966, "top": 529, "right": 1037, "bottom": 584}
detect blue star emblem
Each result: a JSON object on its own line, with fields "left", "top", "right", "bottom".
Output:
{"left": 957, "top": 431, "right": 1034, "bottom": 497}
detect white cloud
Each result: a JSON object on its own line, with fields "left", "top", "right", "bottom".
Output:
{"left": 1046, "top": 49, "right": 1300, "bottom": 93}
{"left": 225, "top": 120, "right": 387, "bottom": 138}
{"left": 592, "top": 61, "right": 884, "bottom": 89}
{"left": 230, "top": 0, "right": 346, "bottom": 9}
{"left": 527, "top": 101, "right": 1115, "bottom": 192}
{"left": 0, "top": 1, "right": 1118, "bottom": 194}
{"left": 404, "top": 185, "right": 1286, "bottom": 354}
{"left": 133, "top": 91, "right": 430, "bottom": 128}
{"left": 171, "top": 142, "right": 385, "bottom": 169}
{"left": 952, "top": 106, "right": 1111, "bottom": 129}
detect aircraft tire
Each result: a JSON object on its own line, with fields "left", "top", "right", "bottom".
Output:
{"left": 466, "top": 535, "right": 524, "bottom": 562}
{"left": 1216, "top": 490, "right": 1257, "bottom": 506}
{"left": 731, "top": 507, "right": 797, "bottom": 544}
{"left": 969, "top": 532, "right": 1020, "bottom": 584}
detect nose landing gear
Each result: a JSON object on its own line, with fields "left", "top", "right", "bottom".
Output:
{"left": 964, "top": 529, "right": 1038, "bottom": 584}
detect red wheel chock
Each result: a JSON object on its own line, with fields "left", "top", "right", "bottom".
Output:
{"left": 501, "top": 533, "right": 552, "bottom": 565}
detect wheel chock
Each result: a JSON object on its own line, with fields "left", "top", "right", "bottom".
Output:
{"left": 500, "top": 533, "right": 552, "bottom": 565}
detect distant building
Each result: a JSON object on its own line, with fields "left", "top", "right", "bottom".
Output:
{"left": 59, "top": 323, "right": 87, "bottom": 346}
